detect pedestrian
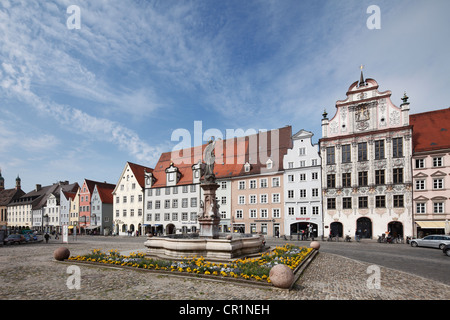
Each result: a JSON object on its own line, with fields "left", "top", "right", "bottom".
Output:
{"left": 355, "top": 229, "right": 360, "bottom": 242}
{"left": 44, "top": 233, "right": 50, "bottom": 244}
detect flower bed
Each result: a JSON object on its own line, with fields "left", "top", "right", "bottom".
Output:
{"left": 68, "top": 244, "right": 313, "bottom": 284}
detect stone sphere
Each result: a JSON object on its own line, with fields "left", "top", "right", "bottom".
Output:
{"left": 53, "top": 247, "right": 70, "bottom": 261}
{"left": 269, "top": 264, "right": 294, "bottom": 289}
{"left": 226, "top": 235, "right": 232, "bottom": 240}
{"left": 310, "top": 241, "right": 320, "bottom": 250}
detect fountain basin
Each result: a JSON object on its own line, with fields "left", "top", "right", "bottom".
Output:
{"left": 144, "top": 234, "right": 265, "bottom": 262}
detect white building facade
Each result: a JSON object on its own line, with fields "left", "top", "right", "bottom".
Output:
{"left": 283, "top": 130, "right": 323, "bottom": 238}
{"left": 320, "top": 74, "right": 413, "bottom": 240}
{"left": 112, "top": 162, "right": 153, "bottom": 236}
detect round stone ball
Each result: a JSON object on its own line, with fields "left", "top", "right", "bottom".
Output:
{"left": 226, "top": 235, "right": 232, "bottom": 240}
{"left": 269, "top": 264, "right": 294, "bottom": 289}
{"left": 54, "top": 247, "right": 70, "bottom": 261}
{"left": 310, "top": 241, "right": 320, "bottom": 250}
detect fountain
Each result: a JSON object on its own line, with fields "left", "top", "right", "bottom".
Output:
{"left": 144, "top": 139, "right": 265, "bottom": 262}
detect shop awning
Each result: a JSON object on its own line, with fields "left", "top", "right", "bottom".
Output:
{"left": 416, "top": 221, "right": 446, "bottom": 229}
{"left": 85, "top": 226, "right": 100, "bottom": 230}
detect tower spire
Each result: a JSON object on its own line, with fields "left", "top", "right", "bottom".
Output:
{"left": 359, "top": 64, "right": 366, "bottom": 87}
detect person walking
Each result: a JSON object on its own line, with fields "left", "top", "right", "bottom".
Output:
{"left": 44, "top": 233, "right": 50, "bottom": 244}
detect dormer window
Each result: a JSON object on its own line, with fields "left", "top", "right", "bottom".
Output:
{"left": 165, "top": 162, "right": 180, "bottom": 186}
{"left": 266, "top": 159, "right": 273, "bottom": 170}
{"left": 244, "top": 162, "right": 251, "bottom": 173}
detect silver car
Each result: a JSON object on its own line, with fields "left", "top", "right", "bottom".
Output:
{"left": 410, "top": 235, "right": 450, "bottom": 250}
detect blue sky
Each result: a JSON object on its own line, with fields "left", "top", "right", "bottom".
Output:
{"left": 1, "top": 0, "right": 449, "bottom": 192}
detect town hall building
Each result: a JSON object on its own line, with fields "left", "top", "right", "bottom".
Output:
{"left": 319, "top": 71, "right": 414, "bottom": 240}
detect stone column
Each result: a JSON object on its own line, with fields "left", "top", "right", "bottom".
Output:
{"left": 198, "top": 182, "right": 220, "bottom": 239}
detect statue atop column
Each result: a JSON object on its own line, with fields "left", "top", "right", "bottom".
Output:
{"left": 203, "top": 138, "right": 216, "bottom": 183}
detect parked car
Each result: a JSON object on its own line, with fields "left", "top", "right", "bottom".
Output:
{"left": 410, "top": 235, "right": 450, "bottom": 250}
{"left": 443, "top": 244, "right": 450, "bottom": 257}
{"left": 3, "top": 234, "right": 26, "bottom": 245}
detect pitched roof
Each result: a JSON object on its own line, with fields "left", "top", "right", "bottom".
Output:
{"left": 127, "top": 162, "right": 154, "bottom": 188}
{"left": 0, "top": 188, "right": 25, "bottom": 206}
{"left": 150, "top": 126, "right": 292, "bottom": 188}
{"left": 94, "top": 183, "right": 116, "bottom": 204}
{"left": 410, "top": 108, "right": 450, "bottom": 153}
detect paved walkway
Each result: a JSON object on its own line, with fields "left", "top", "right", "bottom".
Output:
{"left": 0, "top": 237, "right": 449, "bottom": 300}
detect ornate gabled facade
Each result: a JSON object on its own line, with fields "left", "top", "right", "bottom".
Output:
{"left": 319, "top": 73, "right": 413, "bottom": 239}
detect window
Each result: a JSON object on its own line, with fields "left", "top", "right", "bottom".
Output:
{"left": 358, "top": 171, "right": 368, "bottom": 187}
{"left": 182, "top": 212, "right": 188, "bottom": 221}
{"left": 341, "top": 144, "right": 351, "bottom": 163}
{"left": 221, "top": 197, "right": 226, "bottom": 205}
{"left": 433, "top": 178, "right": 444, "bottom": 189}
{"left": 116, "top": 196, "right": 119, "bottom": 204}
{"left": 249, "top": 195, "right": 256, "bottom": 204}
{"left": 312, "top": 159, "right": 318, "bottom": 166}
{"left": 327, "top": 198, "right": 336, "bottom": 209}
{"left": 327, "top": 174, "right": 336, "bottom": 188}
{"left": 123, "top": 196, "right": 127, "bottom": 203}
{"left": 182, "top": 185, "right": 188, "bottom": 193}
{"left": 288, "top": 175, "right": 294, "bottom": 182}
{"left": 375, "top": 170, "right": 385, "bottom": 185}
{"left": 190, "top": 212, "right": 197, "bottom": 222}
{"left": 155, "top": 213, "right": 160, "bottom": 221}
{"left": 416, "top": 203, "right": 426, "bottom": 214}
{"left": 190, "top": 198, "right": 197, "bottom": 207}
{"left": 375, "top": 195, "right": 385, "bottom": 208}
{"left": 172, "top": 199, "right": 178, "bottom": 208}
{"left": 393, "top": 195, "right": 404, "bottom": 208}
{"left": 238, "top": 181, "right": 246, "bottom": 190}
{"left": 164, "top": 200, "right": 170, "bottom": 209}
{"left": 288, "top": 207, "right": 295, "bottom": 215}
{"left": 288, "top": 162, "right": 294, "bottom": 169}
{"left": 182, "top": 198, "right": 188, "bottom": 208}
{"left": 434, "top": 202, "right": 444, "bottom": 213}
{"left": 312, "top": 188, "right": 319, "bottom": 197}
{"left": 190, "top": 185, "right": 196, "bottom": 192}
{"left": 312, "top": 172, "right": 318, "bottom": 180}
{"left": 393, "top": 168, "right": 403, "bottom": 184}
{"left": 172, "top": 212, "right": 178, "bottom": 221}
{"left": 164, "top": 213, "right": 170, "bottom": 221}
{"left": 312, "top": 206, "right": 319, "bottom": 215}
{"left": 250, "top": 209, "right": 257, "bottom": 218}
{"left": 415, "top": 180, "right": 425, "bottom": 190}
{"left": 358, "top": 196, "right": 368, "bottom": 208}
{"left": 238, "top": 195, "right": 245, "bottom": 205}
{"left": 272, "top": 177, "right": 280, "bottom": 187}
{"left": 260, "top": 209, "right": 268, "bottom": 218}
{"left": 342, "top": 173, "right": 351, "bottom": 187}
{"left": 272, "top": 193, "right": 280, "bottom": 203}
{"left": 221, "top": 181, "right": 227, "bottom": 189}
{"left": 299, "top": 189, "right": 306, "bottom": 198}
{"left": 415, "top": 159, "right": 425, "bottom": 169}
{"left": 260, "top": 179, "right": 268, "bottom": 188}
{"left": 358, "top": 142, "right": 367, "bottom": 161}
{"left": 433, "top": 157, "right": 443, "bottom": 167}
{"left": 374, "top": 140, "right": 385, "bottom": 160}
{"left": 299, "top": 173, "right": 306, "bottom": 181}
{"left": 260, "top": 194, "right": 268, "bottom": 204}
{"left": 173, "top": 186, "right": 178, "bottom": 194}
{"left": 326, "top": 147, "right": 335, "bottom": 164}
{"left": 155, "top": 200, "right": 161, "bottom": 209}
{"left": 249, "top": 180, "right": 257, "bottom": 189}
{"left": 156, "top": 189, "right": 161, "bottom": 196}
{"left": 392, "top": 137, "right": 403, "bottom": 158}
{"left": 342, "top": 197, "right": 352, "bottom": 209}
{"left": 288, "top": 190, "right": 294, "bottom": 199}
{"left": 299, "top": 147, "right": 306, "bottom": 156}
{"left": 272, "top": 208, "right": 280, "bottom": 218}
{"left": 299, "top": 160, "right": 306, "bottom": 167}
{"left": 165, "top": 186, "right": 171, "bottom": 195}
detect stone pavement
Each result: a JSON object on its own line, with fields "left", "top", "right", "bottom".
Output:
{"left": 0, "top": 237, "right": 449, "bottom": 300}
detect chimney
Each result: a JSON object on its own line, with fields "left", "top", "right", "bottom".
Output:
{"left": 35, "top": 184, "right": 42, "bottom": 192}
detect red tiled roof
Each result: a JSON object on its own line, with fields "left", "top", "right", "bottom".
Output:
{"left": 151, "top": 126, "right": 292, "bottom": 188}
{"left": 95, "top": 183, "right": 116, "bottom": 204}
{"left": 127, "top": 162, "right": 153, "bottom": 188}
{"left": 410, "top": 108, "right": 450, "bottom": 152}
